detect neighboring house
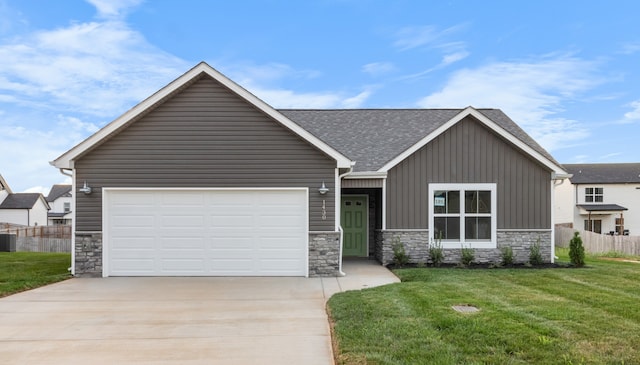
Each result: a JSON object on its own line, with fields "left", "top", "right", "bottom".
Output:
{"left": 555, "top": 163, "right": 640, "bottom": 236}
{"left": 46, "top": 184, "right": 73, "bottom": 225}
{"left": 0, "top": 186, "right": 50, "bottom": 227}
{"left": 51, "top": 62, "right": 568, "bottom": 278}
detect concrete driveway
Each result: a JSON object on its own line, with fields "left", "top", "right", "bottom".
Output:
{"left": 0, "top": 260, "right": 398, "bottom": 365}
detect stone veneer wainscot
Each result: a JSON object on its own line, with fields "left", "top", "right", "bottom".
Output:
{"left": 375, "top": 229, "right": 552, "bottom": 265}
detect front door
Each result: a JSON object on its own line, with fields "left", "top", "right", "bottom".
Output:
{"left": 341, "top": 196, "right": 368, "bottom": 257}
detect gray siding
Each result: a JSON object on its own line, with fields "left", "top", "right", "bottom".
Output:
{"left": 386, "top": 116, "right": 551, "bottom": 229}
{"left": 75, "top": 75, "right": 337, "bottom": 232}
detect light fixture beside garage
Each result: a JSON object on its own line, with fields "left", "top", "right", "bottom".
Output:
{"left": 318, "top": 181, "right": 329, "bottom": 195}
{"left": 79, "top": 181, "right": 92, "bottom": 195}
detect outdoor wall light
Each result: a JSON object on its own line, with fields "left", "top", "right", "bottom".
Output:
{"left": 79, "top": 181, "right": 92, "bottom": 195}
{"left": 318, "top": 181, "right": 329, "bottom": 195}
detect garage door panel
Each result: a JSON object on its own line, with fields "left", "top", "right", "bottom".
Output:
{"left": 105, "top": 189, "right": 308, "bottom": 276}
{"left": 111, "top": 237, "right": 155, "bottom": 249}
{"left": 161, "top": 215, "right": 205, "bottom": 227}
{"left": 159, "top": 238, "right": 206, "bottom": 249}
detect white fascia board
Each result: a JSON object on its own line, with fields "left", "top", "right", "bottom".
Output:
{"left": 51, "top": 62, "right": 353, "bottom": 169}
{"left": 343, "top": 171, "right": 388, "bottom": 179}
{"left": 378, "top": 106, "right": 568, "bottom": 175}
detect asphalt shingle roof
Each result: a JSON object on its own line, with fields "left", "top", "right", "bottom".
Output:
{"left": 577, "top": 204, "right": 628, "bottom": 211}
{"left": 0, "top": 193, "right": 43, "bottom": 209}
{"left": 564, "top": 163, "right": 640, "bottom": 184}
{"left": 279, "top": 109, "right": 558, "bottom": 172}
{"left": 46, "top": 184, "right": 72, "bottom": 202}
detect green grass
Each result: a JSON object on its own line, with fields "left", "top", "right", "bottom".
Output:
{"left": 0, "top": 252, "right": 71, "bottom": 297}
{"left": 328, "top": 250, "right": 640, "bottom": 364}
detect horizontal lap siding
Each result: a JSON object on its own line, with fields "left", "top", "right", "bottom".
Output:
{"left": 387, "top": 116, "right": 551, "bottom": 229}
{"left": 75, "top": 75, "right": 336, "bottom": 231}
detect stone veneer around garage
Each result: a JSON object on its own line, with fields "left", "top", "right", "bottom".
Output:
{"left": 74, "top": 232, "right": 103, "bottom": 277}
{"left": 73, "top": 231, "right": 342, "bottom": 278}
{"left": 375, "top": 229, "right": 552, "bottom": 265}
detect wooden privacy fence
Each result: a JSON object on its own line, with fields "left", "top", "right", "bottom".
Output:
{"left": 555, "top": 226, "right": 640, "bottom": 256}
{"left": 0, "top": 225, "right": 71, "bottom": 253}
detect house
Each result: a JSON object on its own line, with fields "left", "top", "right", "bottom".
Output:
{"left": 46, "top": 184, "right": 73, "bottom": 225}
{"left": 555, "top": 163, "right": 640, "bottom": 235}
{"left": 51, "top": 62, "right": 568, "bottom": 278}
{"left": 0, "top": 175, "right": 50, "bottom": 227}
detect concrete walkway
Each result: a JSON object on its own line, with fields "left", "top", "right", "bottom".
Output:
{"left": 0, "top": 259, "right": 398, "bottom": 365}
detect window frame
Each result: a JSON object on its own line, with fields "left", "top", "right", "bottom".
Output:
{"left": 428, "top": 183, "right": 497, "bottom": 249}
{"left": 585, "top": 187, "right": 603, "bottom": 203}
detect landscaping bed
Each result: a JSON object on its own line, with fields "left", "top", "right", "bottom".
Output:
{"left": 328, "top": 251, "right": 640, "bottom": 364}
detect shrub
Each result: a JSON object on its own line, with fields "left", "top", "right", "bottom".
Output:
{"left": 501, "top": 246, "right": 514, "bottom": 266}
{"left": 460, "top": 245, "right": 475, "bottom": 266}
{"left": 429, "top": 234, "right": 444, "bottom": 267}
{"left": 529, "top": 238, "right": 543, "bottom": 265}
{"left": 392, "top": 237, "right": 409, "bottom": 267}
{"left": 569, "top": 231, "right": 586, "bottom": 267}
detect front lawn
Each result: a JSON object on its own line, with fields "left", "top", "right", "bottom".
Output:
{"left": 328, "top": 251, "right": 640, "bottom": 364}
{"left": 0, "top": 252, "right": 71, "bottom": 297}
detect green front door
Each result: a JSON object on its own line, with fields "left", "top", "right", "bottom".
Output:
{"left": 341, "top": 196, "right": 368, "bottom": 257}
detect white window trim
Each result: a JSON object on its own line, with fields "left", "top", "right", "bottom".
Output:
{"left": 428, "top": 183, "right": 497, "bottom": 249}
{"left": 584, "top": 187, "right": 603, "bottom": 203}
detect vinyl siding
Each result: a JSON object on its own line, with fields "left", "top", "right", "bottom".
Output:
{"left": 75, "top": 75, "right": 336, "bottom": 232}
{"left": 386, "top": 116, "right": 551, "bottom": 229}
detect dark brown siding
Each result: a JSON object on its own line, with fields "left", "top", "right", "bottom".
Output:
{"left": 75, "top": 75, "right": 336, "bottom": 231}
{"left": 386, "top": 116, "right": 551, "bottom": 229}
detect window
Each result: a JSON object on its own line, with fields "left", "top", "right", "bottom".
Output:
{"left": 63, "top": 202, "right": 71, "bottom": 213}
{"left": 429, "top": 183, "right": 497, "bottom": 248}
{"left": 584, "top": 219, "right": 602, "bottom": 234}
{"left": 585, "top": 187, "right": 603, "bottom": 203}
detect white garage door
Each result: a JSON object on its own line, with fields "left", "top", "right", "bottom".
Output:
{"left": 103, "top": 189, "right": 308, "bottom": 277}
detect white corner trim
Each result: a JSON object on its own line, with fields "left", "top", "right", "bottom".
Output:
{"left": 378, "top": 107, "right": 567, "bottom": 175}
{"left": 51, "top": 62, "right": 352, "bottom": 169}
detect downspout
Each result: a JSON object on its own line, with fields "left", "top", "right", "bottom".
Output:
{"left": 337, "top": 165, "right": 354, "bottom": 276}
{"left": 57, "top": 167, "right": 74, "bottom": 275}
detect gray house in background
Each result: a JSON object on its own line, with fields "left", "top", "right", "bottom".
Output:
{"left": 51, "top": 62, "right": 568, "bottom": 278}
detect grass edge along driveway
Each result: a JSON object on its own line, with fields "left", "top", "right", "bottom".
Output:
{"left": 0, "top": 252, "right": 71, "bottom": 298}
{"left": 328, "top": 252, "right": 640, "bottom": 365}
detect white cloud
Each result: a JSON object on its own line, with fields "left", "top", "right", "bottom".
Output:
{"left": 418, "top": 56, "right": 599, "bottom": 151}
{"left": 393, "top": 24, "right": 467, "bottom": 51}
{"left": 0, "top": 18, "right": 188, "bottom": 118}
{"left": 620, "top": 42, "right": 640, "bottom": 55}
{"left": 620, "top": 99, "right": 640, "bottom": 123}
{"left": 86, "top": 0, "right": 144, "bottom": 19}
{"left": 441, "top": 51, "right": 469, "bottom": 66}
{"left": 342, "top": 88, "right": 374, "bottom": 108}
{"left": 362, "top": 62, "right": 395, "bottom": 76}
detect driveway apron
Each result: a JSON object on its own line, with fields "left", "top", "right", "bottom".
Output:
{"left": 0, "top": 260, "right": 399, "bottom": 365}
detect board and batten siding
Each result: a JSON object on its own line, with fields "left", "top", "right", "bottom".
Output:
{"left": 74, "top": 74, "right": 337, "bottom": 232}
{"left": 386, "top": 116, "right": 552, "bottom": 230}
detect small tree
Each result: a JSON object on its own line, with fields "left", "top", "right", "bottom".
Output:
{"left": 391, "top": 237, "right": 409, "bottom": 267}
{"left": 529, "top": 238, "right": 543, "bottom": 266}
{"left": 429, "top": 233, "right": 444, "bottom": 267}
{"left": 500, "top": 246, "right": 514, "bottom": 266}
{"left": 569, "top": 231, "right": 585, "bottom": 267}
{"left": 460, "top": 245, "right": 475, "bottom": 266}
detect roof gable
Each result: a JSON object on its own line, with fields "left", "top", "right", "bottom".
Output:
{"left": 51, "top": 62, "right": 352, "bottom": 170}
{"left": 46, "top": 184, "right": 72, "bottom": 202}
{"left": 282, "top": 107, "right": 565, "bottom": 175}
{"left": 0, "top": 174, "right": 12, "bottom": 194}
{"left": 0, "top": 193, "right": 49, "bottom": 210}
{"left": 564, "top": 163, "right": 640, "bottom": 184}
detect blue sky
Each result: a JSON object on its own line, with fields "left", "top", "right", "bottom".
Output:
{"left": 1, "top": 0, "right": 639, "bottom": 193}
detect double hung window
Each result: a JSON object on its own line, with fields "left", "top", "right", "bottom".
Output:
{"left": 429, "top": 183, "right": 497, "bottom": 248}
